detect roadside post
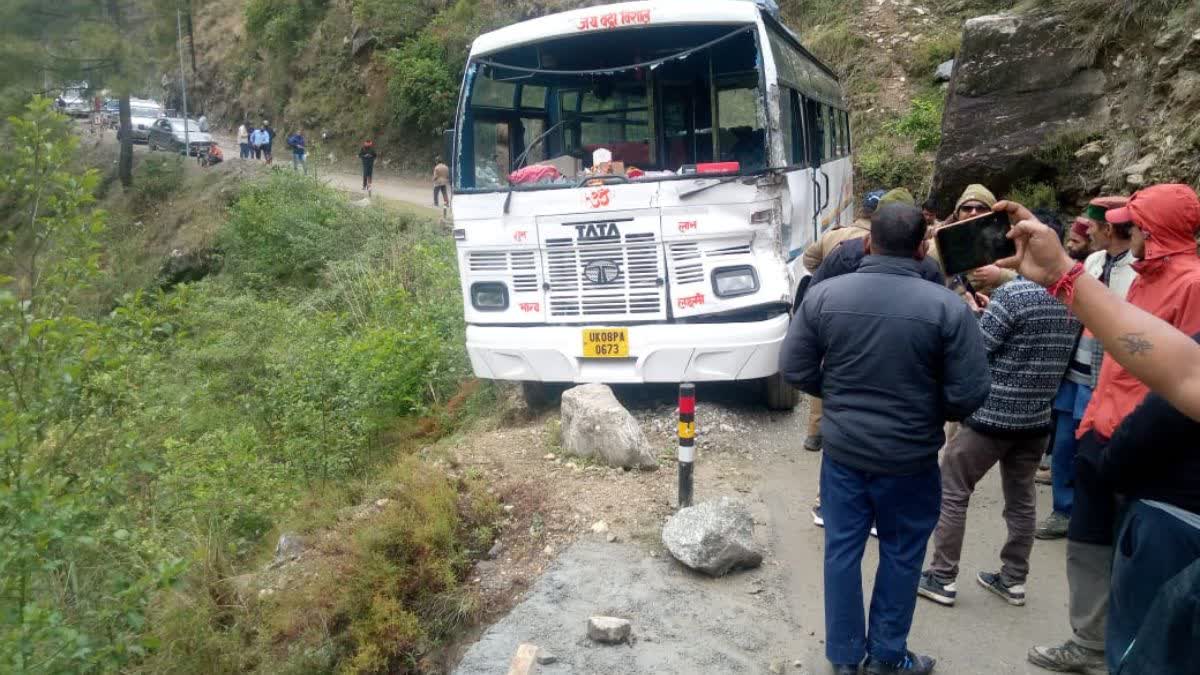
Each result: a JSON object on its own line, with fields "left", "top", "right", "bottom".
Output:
{"left": 678, "top": 383, "right": 696, "bottom": 508}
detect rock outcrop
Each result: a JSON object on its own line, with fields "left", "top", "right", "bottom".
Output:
{"left": 661, "top": 497, "right": 763, "bottom": 577}
{"left": 560, "top": 384, "right": 657, "bottom": 469}
{"left": 931, "top": 13, "right": 1107, "bottom": 213}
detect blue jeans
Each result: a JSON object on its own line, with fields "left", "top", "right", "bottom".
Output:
{"left": 821, "top": 457, "right": 942, "bottom": 666}
{"left": 1108, "top": 501, "right": 1200, "bottom": 672}
{"left": 1050, "top": 380, "right": 1092, "bottom": 516}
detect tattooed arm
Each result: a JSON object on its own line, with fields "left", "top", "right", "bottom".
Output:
{"left": 992, "top": 202, "right": 1200, "bottom": 421}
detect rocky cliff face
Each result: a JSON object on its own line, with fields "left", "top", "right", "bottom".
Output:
{"left": 933, "top": 7, "right": 1200, "bottom": 212}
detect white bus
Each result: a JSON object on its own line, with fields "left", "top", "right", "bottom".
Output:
{"left": 450, "top": 0, "right": 853, "bottom": 409}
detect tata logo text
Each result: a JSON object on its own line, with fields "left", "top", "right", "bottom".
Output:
{"left": 573, "top": 222, "right": 621, "bottom": 240}
{"left": 582, "top": 259, "right": 622, "bottom": 285}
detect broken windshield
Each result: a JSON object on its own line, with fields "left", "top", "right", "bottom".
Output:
{"left": 456, "top": 23, "right": 766, "bottom": 192}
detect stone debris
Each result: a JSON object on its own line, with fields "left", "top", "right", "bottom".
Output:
{"left": 536, "top": 650, "right": 558, "bottom": 665}
{"left": 560, "top": 384, "right": 658, "bottom": 469}
{"left": 661, "top": 497, "right": 764, "bottom": 577}
{"left": 590, "top": 520, "right": 610, "bottom": 534}
{"left": 587, "top": 616, "right": 632, "bottom": 644}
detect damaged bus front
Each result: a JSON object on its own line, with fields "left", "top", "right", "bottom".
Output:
{"left": 451, "top": 0, "right": 853, "bottom": 409}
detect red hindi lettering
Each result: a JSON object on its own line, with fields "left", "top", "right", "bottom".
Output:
{"left": 600, "top": 12, "right": 618, "bottom": 29}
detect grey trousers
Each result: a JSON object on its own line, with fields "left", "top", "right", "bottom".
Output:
{"left": 928, "top": 425, "right": 1047, "bottom": 585}
{"left": 1067, "top": 539, "right": 1111, "bottom": 652}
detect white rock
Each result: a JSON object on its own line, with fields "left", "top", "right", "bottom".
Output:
{"left": 560, "top": 384, "right": 658, "bottom": 469}
{"left": 587, "top": 616, "right": 632, "bottom": 644}
{"left": 661, "top": 497, "right": 764, "bottom": 576}
{"left": 1122, "top": 153, "right": 1157, "bottom": 176}
{"left": 591, "top": 520, "right": 610, "bottom": 534}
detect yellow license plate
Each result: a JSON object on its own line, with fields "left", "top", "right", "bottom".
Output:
{"left": 582, "top": 328, "right": 629, "bottom": 358}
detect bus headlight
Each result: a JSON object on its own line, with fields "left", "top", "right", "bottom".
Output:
{"left": 470, "top": 282, "right": 509, "bottom": 311}
{"left": 712, "top": 266, "right": 759, "bottom": 298}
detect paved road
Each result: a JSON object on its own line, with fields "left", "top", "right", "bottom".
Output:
{"left": 457, "top": 390, "right": 1072, "bottom": 674}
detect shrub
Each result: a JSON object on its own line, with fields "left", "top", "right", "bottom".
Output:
{"left": 856, "top": 136, "right": 932, "bottom": 195}
{"left": 886, "top": 90, "right": 945, "bottom": 153}
{"left": 384, "top": 35, "right": 458, "bottom": 135}
{"left": 131, "top": 155, "right": 184, "bottom": 209}
{"left": 245, "top": 0, "right": 330, "bottom": 56}
{"left": 907, "top": 31, "right": 960, "bottom": 79}
{"left": 1007, "top": 181, "right": 1059, "bottom": 211}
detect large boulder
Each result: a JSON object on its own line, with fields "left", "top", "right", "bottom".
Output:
{"left": 661, "top": 497, "right": 764, "bottom": 577}
{"left": 560, "top": 384, "right": 657, "bottom": 469}
{"left": 930, "top": 13, "right": 1108, "bottom": 214}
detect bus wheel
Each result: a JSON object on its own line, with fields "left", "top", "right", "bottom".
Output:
{"left": 521, "top": 381, "right": 565, "bottom": 410}
{"left": 764, "top": 372, "right": 799, "bottom": 411}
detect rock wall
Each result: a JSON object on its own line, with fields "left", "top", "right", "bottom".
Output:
{"left": 930, "top": 12, "right": 1107, "bottom": 213}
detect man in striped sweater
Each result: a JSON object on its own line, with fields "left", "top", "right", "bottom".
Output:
{"left": 918, "top": 218, "right": 1080, "bottom": 608}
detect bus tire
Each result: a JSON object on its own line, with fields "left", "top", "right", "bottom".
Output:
{"left": 521, "top": 381, "right": 565, "bottom": 410}
{"left": 764, "top": 371, "right": 799, "bottom": 411}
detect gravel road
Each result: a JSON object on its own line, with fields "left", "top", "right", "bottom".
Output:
{"left": 455, "top": 386, "right": 1072, "bottom": 674}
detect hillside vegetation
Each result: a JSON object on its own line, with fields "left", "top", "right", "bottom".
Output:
{"left": 1, "top": 100, "right": 499, "bottom": 674}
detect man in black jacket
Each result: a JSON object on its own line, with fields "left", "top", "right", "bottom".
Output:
{"left": 780, "top": 203, "right": 990, "bottom": 675}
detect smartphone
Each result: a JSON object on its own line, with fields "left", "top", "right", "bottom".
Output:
{"left": 935, "top": 210, "right": 1016, "bottom": 276}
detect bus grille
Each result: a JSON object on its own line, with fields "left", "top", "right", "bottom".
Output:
{"left": 544, "top": 233, "right": 663, "bottom": 319}
{"left": 467, "top": 250, "right": 540, "bottom": 294}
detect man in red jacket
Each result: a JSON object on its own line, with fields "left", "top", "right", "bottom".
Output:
{"left": 1030, "top": 183, "right": 1200, "bottom": 672}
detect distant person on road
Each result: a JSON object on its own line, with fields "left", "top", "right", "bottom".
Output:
{"left": 1036, "top": 198, "right": 1135, "bottom": 542}
{"left": 918, "top": 215, "right": 1078, "bottom": 611}
{"left": 781, "top": 202, "right": 990, "bottom": 675}
{"left": 261, "top": 120, "right": 275, "bottom": 164}
{"left": 433, "top": 156, "right": 451, "bottom": 207}
{"left": 287, "top": 131, "right": 307, "bottom": 175}
{"left": 198, "top": 113, "right": 209, "bottom": 133}
{"left": 359, "top": 141, "right": 377, "bottom": 192}
{"left": 237, "top": 122, "right": 250, "bottom": 159}
{"left": 250, "top": 126, "right": 266, "bottom": 160}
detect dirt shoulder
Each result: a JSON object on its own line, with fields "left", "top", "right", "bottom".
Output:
{"left": 450, "top": 383, "right": 1073, "bottom": 674}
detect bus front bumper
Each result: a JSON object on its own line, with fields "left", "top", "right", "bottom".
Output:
{"left": 465, "top": 314, "right": 790, "bottom": 384}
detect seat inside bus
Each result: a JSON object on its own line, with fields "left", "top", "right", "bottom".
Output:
{"left": 459, "top": 23, "right": 765, "bottom": 190}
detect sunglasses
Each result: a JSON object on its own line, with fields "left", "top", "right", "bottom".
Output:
{"left": 958, "top": 204, "right": 990, "bottom": 215}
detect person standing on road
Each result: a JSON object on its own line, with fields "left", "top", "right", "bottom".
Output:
{"left": 359, "top": 140, "right": 377, "bottom": 192}
{"left": 250, "top": 125, "right": 266, "bottom": 160}
{"left": 1029, "top": 184, "right": 1200, "bottom": 673}
{"left": 287, "top": 130, "right": 307, "bottom": 175}
{"left": 917, "top": 216, "right": 1079, "bottom": 610}
{"left": 261, "top": 120, "right": 275, "bottom": 164}
{"left": 799, "top": 187, "right": 909, "bottom": 455}
{"left": 433, "top": 156, "right": 451, "bottom": 207}
{"left": 237, "top": 122, "right": 250, "bottom": 159}
{"left": 781, "top": 203, "right": 990, "bottom": 675}
{"left": 1035, "top": 198, "right": 1136, "bottom": 541}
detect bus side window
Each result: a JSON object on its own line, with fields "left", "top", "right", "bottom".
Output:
{"left": 803, "top": 96, "right": 824, "bottom": 167}
{"left": 790, "top": 90, "right": 806, "bottom": 166}
{"left": 843, "top": 110, "right": 852, "bottom": 155}
{"left": 822, "top": 105, "right": 834, "bottom": 162}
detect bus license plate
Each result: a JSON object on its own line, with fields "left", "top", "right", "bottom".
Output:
{"left": 582, "top": 328, "right": 629, "bottom": 358}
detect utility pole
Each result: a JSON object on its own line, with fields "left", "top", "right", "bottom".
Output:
{"left": 176, "top": 8, "right": 190, "bottom": 154}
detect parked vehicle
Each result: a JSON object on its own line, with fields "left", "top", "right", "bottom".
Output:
{"left": 449, "top": 0, "right": 853, "bottom": 409}
{"left": 147, "top": 117, "right": 213, "bottom": 156}
{"left": 116, "top": 100, "right": 166, "bottom": 143}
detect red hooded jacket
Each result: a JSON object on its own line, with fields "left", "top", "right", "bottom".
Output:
{"left": 1079, "top": 184, "right": 1200, "bottom": 440}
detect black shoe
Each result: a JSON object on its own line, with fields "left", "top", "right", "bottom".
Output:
{"left": 804, "top": 433, "right": 823, "bottom": 452}
{"left": 917, "top": 571, "right": 956, "bottom": 606}
{"left": 977, "top": 571, "right": 1026, "bottom": 606}
{"left": 864, "top": 651, "right": 936, "bottom": 674}
{"left": 812, "top": 504, "right": 825, "bottom": 528}
{"left": 833, "top": 665, "right": 860, "bottom": 675}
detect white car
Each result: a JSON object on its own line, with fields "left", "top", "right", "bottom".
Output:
{"left": 120, "top": 102, "right": 166, "bottom": 143}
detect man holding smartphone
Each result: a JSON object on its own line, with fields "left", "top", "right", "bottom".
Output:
{"left": 781, "top": 203, "right": 989, "bottom": 675}
{"left": 919, "top": 215, "right": 1080, "bottom": 609}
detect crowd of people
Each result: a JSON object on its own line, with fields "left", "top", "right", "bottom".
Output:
{"left": 783, "top": 181, "right": 1200, "bottom": 674}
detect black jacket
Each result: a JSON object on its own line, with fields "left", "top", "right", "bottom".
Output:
{"left": 811, "top": 238, "right": 945, "bottom": 287}
{"left": 1096, "top": 334, "right": 1200, "bottom": 514}
{"left": 780, "top": 255, "right": 991, "bottom": 475}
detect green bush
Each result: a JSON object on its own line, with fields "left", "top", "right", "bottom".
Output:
{"left": 131, "top": 155, "right": 184, "bottom": 210}
{"left": 856, "top": 136, "right": 932, "bottom": 195}
{"left": 886, "top": 90, "right": 945, "bottom": 153}
{"left": 907, "top": 31, "right": 960, "bottom": 79}
{"left": 1007, "top": 181, "right": 1059, "bottom": 211}
{"left": 352, "top": 0, "right": 434, "bottom": 45}
{"left": 245, "top": 0, "right": 330, "bottom": 55}
{"left": 384, "top": 35, "right": 459, "bottom": 135}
